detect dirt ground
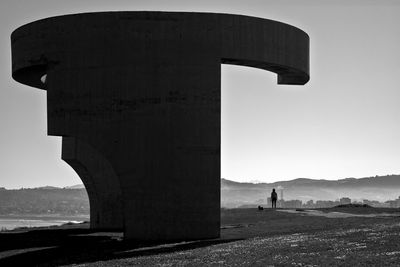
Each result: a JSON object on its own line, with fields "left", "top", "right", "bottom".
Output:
{"left": 1, "top": 208, "right": 400, "bottom": 266}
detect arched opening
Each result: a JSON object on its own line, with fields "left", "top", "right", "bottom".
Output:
{"left": 61, "top": 137, "right": 123, "bottom": 230}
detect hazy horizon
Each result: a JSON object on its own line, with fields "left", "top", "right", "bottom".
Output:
{"left": 1, "top": 0, "right": 400, "bottom": 188}
{"left": 2, "top": 174, "right": 400, "bottom": 190}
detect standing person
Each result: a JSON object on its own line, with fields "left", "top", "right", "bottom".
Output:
{"left": 271, "top": 188, "right": 278, "bottom": 209}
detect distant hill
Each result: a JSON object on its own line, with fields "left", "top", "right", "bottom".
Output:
{"left": 0, "top": 188, "right": 89, "bottom": 215}
{"left": 64, "top": 184, "right": 85, "bottom": 189}
{"left": 1, "top": 175, "right": 399, "bottom": 213}
{"left": 34, "top": 186, "right": 60, "bottom": 190}
{"left": 221, "top": 175, "right": 400, "bottom": 208}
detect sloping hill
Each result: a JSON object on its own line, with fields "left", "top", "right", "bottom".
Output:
{"left": 221, "top": 175, "right": 400, "bottom": 208}
{"left": 0, "top": 188, "right": 89, "bottom": 215}
{"left": 1, "top": 175, "right": 399, "bottom": 212}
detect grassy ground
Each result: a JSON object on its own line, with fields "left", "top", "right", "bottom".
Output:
{"left": 0, "top": 207, "right": 399, "bottom": 266}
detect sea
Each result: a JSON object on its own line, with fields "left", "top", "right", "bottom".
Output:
{"left": 0, "top": 215, "right": 89, "bottom": 231}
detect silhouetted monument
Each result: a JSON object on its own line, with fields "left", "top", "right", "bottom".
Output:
{"left": 11, "top": 12, "right": 309, "bottom": 240}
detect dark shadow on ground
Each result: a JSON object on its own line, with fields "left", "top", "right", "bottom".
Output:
{"left": 3, "top": 208, "right": 398, "bottom": 266}
{"left": 0, "top": 227, "right": 242, "bottom": 266}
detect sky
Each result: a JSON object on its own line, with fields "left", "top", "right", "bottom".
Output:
{"left": 0, "top": 0, "right": 400, "bottom": 188}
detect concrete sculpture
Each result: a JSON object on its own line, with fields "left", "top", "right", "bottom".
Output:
{"left": 11, "top": 12, "right": 309, "bottom": 240}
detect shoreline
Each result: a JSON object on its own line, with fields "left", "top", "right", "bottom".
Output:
{"left": 0, "top": 214, "right": 89, "bottom": 220}
{"left": 0, "top": 215, "right": 90, "bottom": 232}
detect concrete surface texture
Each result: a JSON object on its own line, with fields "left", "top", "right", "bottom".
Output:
{"left": 11, "top": 12, "right": 309, "bottom": 240}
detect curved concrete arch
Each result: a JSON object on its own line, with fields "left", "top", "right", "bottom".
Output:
{"left": 61, "top": 137, "right": 123, "bottom": 230}
{"left": 61, "top": 145, "right": 101, "bottom": 229}
{"left": 11, "top": 12, "right": 309, "bottom": 240}
{"left": 11, "top": 12, "right": 309, "bottom": 89}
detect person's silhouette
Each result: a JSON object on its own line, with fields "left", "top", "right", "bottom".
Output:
{"left": 271, "top": 188, "right": 278, "bottom": 209}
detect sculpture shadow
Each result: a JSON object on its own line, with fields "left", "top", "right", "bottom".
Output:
{"left": 0, "top": 227, "right": 242, "bottom": 266}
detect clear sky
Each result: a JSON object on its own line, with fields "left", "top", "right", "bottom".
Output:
{"left": 1, "top": 0, "right": 400, "bottom": 188}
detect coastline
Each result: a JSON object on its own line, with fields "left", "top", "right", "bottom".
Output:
{"left": 0, "top": 214, "right": 89, "bottom": 231}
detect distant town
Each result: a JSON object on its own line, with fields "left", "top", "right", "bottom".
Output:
{"left": 246, "top": 194, "right": 400, "bottom": 209}
{"left": 221, "top": 175, "right": 400, "bottom": 209}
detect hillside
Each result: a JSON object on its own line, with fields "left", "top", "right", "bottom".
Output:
{"left": 221, "top": 175, "right": 400, "bottom": 208}
{"left": 1, "top": 175, "right": 399, "bottom": 213}
{"left": 0, "top": 188, "right": 89, "bottom": 215}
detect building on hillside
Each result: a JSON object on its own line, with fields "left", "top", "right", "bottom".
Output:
{"left": 339, "top": 197, "right": 351, "bottom": 205}
{"left": 277, "top": 199, "right": 285, "bottom": 208}
{"left": 266, "top": 197, "right": 272, "bottom": 207}
{"left": 305, "top": 200, "right": 315, "bottom": 208}
{"left": 386, "top": 196, "right": 400, "bottom": 208}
